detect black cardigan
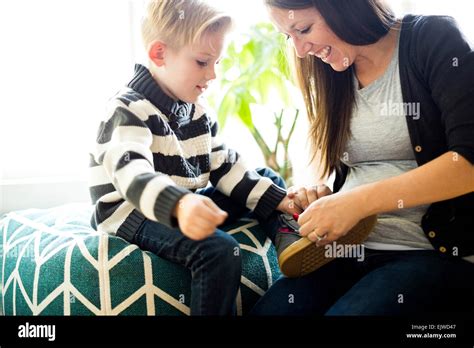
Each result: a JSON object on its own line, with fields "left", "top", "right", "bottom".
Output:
{"left": 334, "top": 15, "right": 474, "bottom": 258}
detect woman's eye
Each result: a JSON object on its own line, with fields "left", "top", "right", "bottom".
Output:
{"left": 299, "top": 26, "right": 312, "bottom": 35}
{"left": 196, "top": 60, "right": 208, "bottom": 67}
{"left": 285, "top": 34, "right": 291, "bottom": 41}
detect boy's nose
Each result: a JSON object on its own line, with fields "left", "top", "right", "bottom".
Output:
{"left": 206, "top": 66, "right": 217, "bottom": 81}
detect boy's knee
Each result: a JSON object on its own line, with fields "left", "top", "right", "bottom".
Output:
{"left": 219, "top": 234, "right": 241, "bottom": 263}
{"left": 201, "top": 231, "right": 241, "bottom": 265}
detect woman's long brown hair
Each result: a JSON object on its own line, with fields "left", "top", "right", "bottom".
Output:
{"left": 265, "top": 0, "right": 396, "bottom": 179}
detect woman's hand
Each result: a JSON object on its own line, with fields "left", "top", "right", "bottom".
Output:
{"left": 277, "top": 184, "right": 332, "bottom": 215}
{"left": 297, "top": 190, "right": 368, "bottom": 246}
{"left": 276, "top": 195, "right": 303, "bottom": 215}
{"left": 287, "top": 184, "right": 333, "bottom": 210}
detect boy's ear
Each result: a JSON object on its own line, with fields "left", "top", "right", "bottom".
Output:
{"left": 148, "top": 41, "right": 167, "bottom": 67}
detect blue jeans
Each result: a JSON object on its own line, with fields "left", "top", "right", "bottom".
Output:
{"left": 133, "top": 168, "right": 286, "bottom": 315}
{"left": 250, "top": 248, "right": 474, "bottom": 315}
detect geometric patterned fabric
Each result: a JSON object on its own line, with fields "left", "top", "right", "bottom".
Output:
{"left": 0, "top": 203, "right": 281, "bottom": 315}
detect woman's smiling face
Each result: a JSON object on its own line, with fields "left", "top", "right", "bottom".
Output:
{"left": 267, "top": 6, "right": 358, "bottom": 72}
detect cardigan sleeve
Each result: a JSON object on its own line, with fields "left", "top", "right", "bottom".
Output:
{"left": 414, "top": 16, "right": 474, "bottom": 164}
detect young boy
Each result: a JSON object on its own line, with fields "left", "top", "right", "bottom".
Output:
{"left": 88, "top": 0, "right": 300, "bottom": 315}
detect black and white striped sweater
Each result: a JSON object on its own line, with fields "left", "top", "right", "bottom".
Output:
{"left": 89, "top": 64, "right": 286, "bottom": 241}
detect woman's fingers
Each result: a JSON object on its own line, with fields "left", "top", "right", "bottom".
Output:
{"left": 317, "top": 184, "right": 332, "bottom": 198}
{"left": 296, "top": 187, "right": 310, "bottom": 209}
{"left": 297, "top": 197, "right": 317, "bottom": 226}
{"left": 287, "top": 186, "right": 297, "bottom": 200}
{"left": 297, "top": 189, "right": 363, "bottom": 247}
{"left": 287, "top": 185, "right": 332, "bottom": 211}
{"left": 306, "top": 186, "right": 319, "bottom": 204}
{"left": 298, "top": 198, "right": 332, "bottom": 240}
{"left": 307, "top": 229, "right": 328, "bottom": 243}
{"left": 298, "top": 214, "right": 315, "bottom": 237}
{"left": 276, "top": 195, "right": 302, "bottom": 215}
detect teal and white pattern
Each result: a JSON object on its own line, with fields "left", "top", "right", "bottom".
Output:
{"left": 0, "top": 204, "right": 281, "bottom": 316}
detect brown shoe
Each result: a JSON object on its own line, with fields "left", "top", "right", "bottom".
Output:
{"left": 278, "top": 215, "right": 378, "bottom": 278}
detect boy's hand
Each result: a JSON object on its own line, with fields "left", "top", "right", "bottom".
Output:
{"left": 287, "top": 184, "right": 333, "bottom": 210}
{"left": 173, "top": 194, "right": 228, "bottom": 240}
{"left": 276, "top": 195, "right": 303, "bottom": 215}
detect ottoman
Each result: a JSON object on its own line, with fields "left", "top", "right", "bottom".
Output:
{"left": 0, "top": 203, "right": 281, "bottom": 315}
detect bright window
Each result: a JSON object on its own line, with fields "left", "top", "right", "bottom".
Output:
{"left": 1, "top": 0, "right": 473, "bottom": 212}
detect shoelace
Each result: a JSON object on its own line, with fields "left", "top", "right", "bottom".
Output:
{"left": 278, "top": 214, "right": 300, "bottom": 235}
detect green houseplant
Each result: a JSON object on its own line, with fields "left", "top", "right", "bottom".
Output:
{"left": 209, "top": 22, "right": 300, "bottom": 184}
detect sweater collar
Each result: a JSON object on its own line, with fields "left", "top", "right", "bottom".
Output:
{"left": 127, "top": 64, "right": 194, "bottom": 129}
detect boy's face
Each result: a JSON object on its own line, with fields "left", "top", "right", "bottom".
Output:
{"left": 157, "top": 30, "right": 227, "bottom": 103}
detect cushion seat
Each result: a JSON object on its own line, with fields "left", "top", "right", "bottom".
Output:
{"left": 0, "top": 203, "right": 280, "bottom": 315}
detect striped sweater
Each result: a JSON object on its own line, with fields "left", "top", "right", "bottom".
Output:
{"left": 88, "top": 64, "right": 286, "bottom": 241}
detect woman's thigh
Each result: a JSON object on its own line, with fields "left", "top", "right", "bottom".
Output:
{"left": 326, "top": 250, "right": 474, "bottom": 315}
{"left": 250, "top": 257, "right": 364, "bottom": 316}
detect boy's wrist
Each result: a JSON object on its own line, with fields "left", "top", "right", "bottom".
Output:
{"left": 276, "top": 196, "right": 288, "bottom": 212}
{"left": 172, "top": 193, "right": 191, "bottom": 218}
{"left": 153, "top": 186, "right": 191, "bottom": 228}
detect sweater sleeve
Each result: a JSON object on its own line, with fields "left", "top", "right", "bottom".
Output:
{"left": 97, "top": 101, "right": 190, "bottom": 227}
{"left": 208, "top": 119, "right": 286, "bottom": 219}
{"left": 415, "top": 16, "right": 474, "bottom": 164}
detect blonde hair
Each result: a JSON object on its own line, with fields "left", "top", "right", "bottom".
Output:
{"left": 141, "top": 0, "right": 233, "bottom": 51}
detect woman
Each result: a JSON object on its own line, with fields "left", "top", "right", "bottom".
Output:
{"left": 251, "top": 0, "right": 474, "bottom": 315}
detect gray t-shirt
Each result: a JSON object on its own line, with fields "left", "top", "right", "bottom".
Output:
{"left": 340, "top": 31, "right": 433, "bottom": 250}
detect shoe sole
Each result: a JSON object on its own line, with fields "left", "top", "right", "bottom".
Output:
{"left": 278, "top": 215, "right": 377, "bottom": 278}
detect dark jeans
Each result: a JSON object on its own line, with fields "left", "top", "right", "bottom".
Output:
{"left": 250, "top": 248, "right": 474, "bottom": 315}
{"left": 133, "top": 168, "right": 286, "bottom": 315}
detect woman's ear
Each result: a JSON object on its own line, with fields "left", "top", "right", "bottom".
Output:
{"left": 148, "top": 41, "right": 167, "bottom": 67}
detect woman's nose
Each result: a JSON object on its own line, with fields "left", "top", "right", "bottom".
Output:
{"left": 293, "top": 37, "right": 312, "bottom": 58}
